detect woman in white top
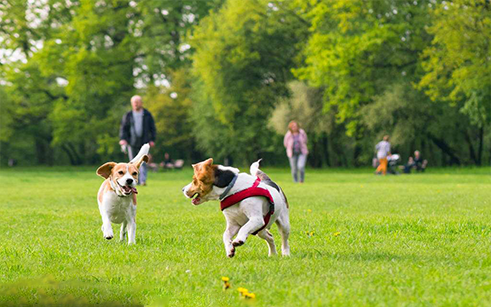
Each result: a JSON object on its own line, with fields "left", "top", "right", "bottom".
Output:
{"left": 375, "top": 135, "right": 391, "bottom": 175}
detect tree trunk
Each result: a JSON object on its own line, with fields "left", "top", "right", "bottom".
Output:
{"left": 35, "top": 139, "right": 47, "bottom": 165}
{"left": 322, "top": 132, "right": 330, "bottom": 167}
{"left": 428, "top": 133, "right": 461, "bottom": 165}
{"left": 464, "top": 130, "right": 477, "bottom": 165}
{"left": 477, "top": 126, "right": 484, "bottom": 166}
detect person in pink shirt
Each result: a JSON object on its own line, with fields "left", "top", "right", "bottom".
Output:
{"left": 283, "top": 121, "right": 309, "bottom": 183}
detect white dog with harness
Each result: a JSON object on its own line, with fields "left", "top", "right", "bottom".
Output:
{"left": 182, "top": 159, "right": 291, "bottom": 258}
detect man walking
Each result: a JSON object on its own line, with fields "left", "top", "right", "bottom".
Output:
{"left": 375, "top": 135, "right": 391, "bottom": 175}
{"left": 119, "top": 95, "right": 156, "bottom": 185}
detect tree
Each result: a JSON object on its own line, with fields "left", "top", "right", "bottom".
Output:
{"left": 419, "top": 0, "right": 491, "bottom": 165}
{"left": 190, "top": 0, "right": 308, "bottom": 163}
{"left": 270, "top": 81, "right": 354, "bottom": 167}
{"left": 144, "top": 68, "right": 200, "bottom": 162}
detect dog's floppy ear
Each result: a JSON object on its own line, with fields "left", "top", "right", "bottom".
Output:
{"left": 97, "top": 162, "right": 117, "bottom": 179}
{"left": 133, "top": 154, "right": 149, "bottom": 169}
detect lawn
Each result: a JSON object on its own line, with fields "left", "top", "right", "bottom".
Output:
{"left": 0, "top": 166, "right": 490, "bottom": 306}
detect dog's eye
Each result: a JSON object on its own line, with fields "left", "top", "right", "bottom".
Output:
{"left": 118, "top": 171, "right": 124, "bottom": 175}
{"left": 132, "top": 172, "right": 137, "bottom": 176}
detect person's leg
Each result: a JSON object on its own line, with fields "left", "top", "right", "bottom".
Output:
{"left": 380, "top": 158, "right": 388, "bottom": 175}
{"left": 288, "top": 155, "right": 299, "bottom": 182}
{"left": 139, "top": 162, "right": 147, "bottom": 185}
{"left": 297, "top": 154, "right": 307, "bottom": 183}
{"left": 375, "top": 159, "right": 383, "bottom": 174}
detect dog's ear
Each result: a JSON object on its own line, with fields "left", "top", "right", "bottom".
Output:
{"left": 192, "top": 158, "right": 213, "bottom": 172}
{"left": 97, "top": 162, "right": 117, "bottom": 179}
{"left": 203, "top": 158, "right": 213, "bottom": 168}
{"left": 133, "top": 154, "right": 149, "bottom": 169}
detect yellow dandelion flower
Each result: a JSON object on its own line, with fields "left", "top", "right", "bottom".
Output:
{"left": 333, "top": 231, "right": 341, "bottom": 237}
{"left": 307, "top": 209, "right": 312, "bottom": 213}
{"left": 221, "top": 276, "right": 230, "bottom": 282}
{"left": 237, "top": 287, "right": 248, "bottom": 294}
{"left": 244, "top": 292, "right": 256, "bottom": 299}
{"left": 223, "top": 281, "right": 231, "bottom": 290}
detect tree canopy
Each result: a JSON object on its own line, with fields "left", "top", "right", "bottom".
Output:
{"left": 1, "top": 0, "right": 489, "bottom": 167}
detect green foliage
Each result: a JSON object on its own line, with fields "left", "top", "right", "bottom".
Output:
{"left": 0, "top": 0, "right": 218, "bottom": 165}
{"left": 294, "top": 0, "right": 432, "bottom": 135}
{"left": 144, "top": 68, "right": 196, "bottom": 161}
{"left": 0, "top": 0, "right": 489, "bottom": 166}
{"left": 190, "top": 0, "right": 308, "bottom": 163}
{"left": 419, "top": 0, "right": 491, "bottom": 128}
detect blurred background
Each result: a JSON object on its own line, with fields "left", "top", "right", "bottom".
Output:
{"left": 0, "top": 0, "right": 489, "bottom": 167}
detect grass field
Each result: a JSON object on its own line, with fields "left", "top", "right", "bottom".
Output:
{"left": 1, "top": 166, "right": 490, "bottom": 306}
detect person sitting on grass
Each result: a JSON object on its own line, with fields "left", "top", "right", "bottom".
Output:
{"left": 413, "top": 150, "right": 428, "bottom": 172}
{"left": 146, "top": 154, "right": 159, "bottom": 172}
{"left": 403, "top": 150, "right": 428, "bottom": 173}
{"left": 159, "top": 152, "right": 175, "bottom": 170}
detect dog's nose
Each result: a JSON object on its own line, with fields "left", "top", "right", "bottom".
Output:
{"left": 126, "top": 178, "right": 134, "bottom": 185}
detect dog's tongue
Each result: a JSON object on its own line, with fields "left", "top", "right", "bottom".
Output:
{"left": 131, "top": 187, "right": 138, "bottom": 194}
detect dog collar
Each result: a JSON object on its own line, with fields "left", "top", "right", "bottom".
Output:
{"left": 219, "top": 174, "right": 238, "bottom": 200}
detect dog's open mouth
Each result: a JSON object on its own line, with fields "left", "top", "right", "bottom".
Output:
{"left": 191, "top": 193, "right": 201, "bottom": 205}
{"left": 119, "top": 183, "right": 138, "bottom": 196}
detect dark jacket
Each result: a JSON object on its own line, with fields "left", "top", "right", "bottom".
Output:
{"left": 119, "top": 108, "right": 156, "bottom": 147}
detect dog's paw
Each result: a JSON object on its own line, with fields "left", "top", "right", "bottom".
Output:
{"left": 232, "top": 240, "right": 244, "bottom": 247}
{"left": 104, "top": 235, "right": 114, "bottom": 240}
{"left": 227, "top": 247, "right": 236, "bottom": 258}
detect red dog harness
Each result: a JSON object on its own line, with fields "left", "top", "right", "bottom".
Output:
{"left": 220, "top": 177, "right": 275, "bottom": 235}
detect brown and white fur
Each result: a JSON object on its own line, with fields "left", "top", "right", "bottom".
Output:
{"left": 182, "top": 158, "right": 290, "bottom": 258}
{"left": 96, "top": 144, "right": 149, "bottom": 244}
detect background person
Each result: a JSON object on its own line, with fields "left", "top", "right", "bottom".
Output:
{"left": 160, "top": 152, "right": 175, "bottom": 170}
{"left": 284, "top": 121, "right": 308, "bottom": 183}
{"left": 375, "top": 135, "right": 391, "bottom": 175}
{"left": 119, "top": 95, "right": 156, "bottom": 185}
{"left": 403, "top": 150, "right": 428, "bottom": 173}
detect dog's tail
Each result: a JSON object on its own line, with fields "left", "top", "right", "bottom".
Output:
{"left": 250, "top": 159, "right": 289, "bottom": 209}
{"left": 250, "top": 158, "right": 262, "bottom": 177}
{"left": 130, "top": 143, "right": 150, "bottom": 164}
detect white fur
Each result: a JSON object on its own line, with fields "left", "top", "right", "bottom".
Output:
{"left": 249, "top": 159, "right": 262, "bottom": 177}
{"left": 182, "top": 163, "right": 290, "bottom": 258}
{"left": 98, "top": 187, "right": 137, "bottom": 244}
{"left": 130, "top": 143, "right": 150, "bottom": 163}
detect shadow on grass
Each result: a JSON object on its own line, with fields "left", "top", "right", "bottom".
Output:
{"left": 0, "top": 275, "right": 144, "bottom": 307}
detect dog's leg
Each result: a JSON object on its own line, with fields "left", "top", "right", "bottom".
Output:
{"left": 127, "top": 220, "right": 136, "bottom": 244}
{"left": 257, "top": 230, "right": 277, "bottom": 256}
{"left": 223, "top": 223, "right": 240, "bottom": 258}
{"left": 231, "top": 199, "right": 266, "bottom": 247}
{"left": 232, "top": 216, "right": 264, "bottom": 247}
{"left": 275, "top": 211, "right": 290, "bottom": 256}
{"left": 100, "top": 214, "right": 114, "bottom": 240}
{"left": 120, "top": 221, "right": 128, "bottom": 242}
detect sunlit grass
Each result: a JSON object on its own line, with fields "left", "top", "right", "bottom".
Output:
{"left": 0, "top": 167, "right": 490, "bottom": 306}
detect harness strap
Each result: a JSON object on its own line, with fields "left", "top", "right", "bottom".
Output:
{"left": 220, "top": 177, "right": 275, "bottom": 235}
{"left": 219, "top": 174, "right": 238, "bottom": 201}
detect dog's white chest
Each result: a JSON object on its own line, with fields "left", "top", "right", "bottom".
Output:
{"left": 101, "top": 192, "right": 135, "bottom": 224}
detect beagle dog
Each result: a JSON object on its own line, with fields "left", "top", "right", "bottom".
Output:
{"left": 96, "top": 144, "right": 149, "bottom": 244}
{"left": 182, "top": 159, "right": 290, "bottom": 258}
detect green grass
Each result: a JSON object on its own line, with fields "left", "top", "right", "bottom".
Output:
{"left": 0, "top": 166, "right": 490, "bottom": 306}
